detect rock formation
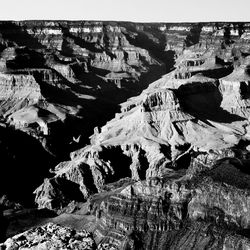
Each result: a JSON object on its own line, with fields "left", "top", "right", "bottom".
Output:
{"left": 0, "top": 223, "right": 97, "bottom": 249}
{"left": 35, "top": 48, "right": 250, "bottom": 210}
{"left": 0, "top": 21, "right": 169, "bottom": 156}
{"left": 0, "top": 21, "right": 170, "bottom": 204}
{"left": 31, "top": 22, "right": 250, "bottom": 249}
{"left": 2, "top": 21, "right": 250, "bottom": 249}
{"left": 85, "top": 161, "right": 250, "bottom": 249}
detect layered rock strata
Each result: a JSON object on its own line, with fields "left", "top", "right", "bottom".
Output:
{"left": 0, "top": 20, "right": 173, "bottom": 203}
{"left": 3, "top": 21, "right": 250, "bottom": 249}
{"left": 86, "top": 158, "right": 250, "bottom": 249}
{"left": 33, "top": 22, "right": 250, "bottom": 248}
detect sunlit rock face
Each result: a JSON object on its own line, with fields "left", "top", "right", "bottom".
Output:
{"left": 0, "top": 73, "right": 41, "bottom": 101}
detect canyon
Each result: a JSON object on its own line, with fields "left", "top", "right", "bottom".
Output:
{"left": 1, "top": 21, "right": 250, "bottom": 249}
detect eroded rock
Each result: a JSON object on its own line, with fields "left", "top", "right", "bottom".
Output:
{"left": 0, "top": 223, "right": 96, "bottom": 250}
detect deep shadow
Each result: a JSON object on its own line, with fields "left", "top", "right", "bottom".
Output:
{"left": 184, "top": 23, "right": 202, "bottom": 47}
{"left": 80, "top": 163, "right": 98, "bottom": 194}
{"left": 60, "top": 24, "right": 103, "bottom": 53}
{"left": 0, "top": 126, "right": 57, "bottom": 206}
{"left": 223, "top": 25, "right": 232, "bottom": 46}
{"left": 174, "top": 143, "right": 192, "bottom": 169}
{"left": 206, "top": 158, "right": 250, "bottom": 190}
{"left": 6, "top": 47, "right": 46, "bottom": 70}
{"left": 237, "top": 228, "right": 250, "bottom": 239}
{"left": 51, "top": 178, "right": 85, "bottom": 206}
{"left": 0, "top": 21, "right": 44, "bottom": 50}
{"left": 0, "top": 205, "right": 8, "bottom": 243}
{"left": 137, "top": 149, "right": 149, "bottom": 180}
{"left": 195, "top": 66, "right": 234, "bottom": 79}
{"left": 177, "top": 82, "right": 245, "bottom": 123}
{"left": 99, "top": 146, "right": 132, "bottom": 183}
{"left": 61, "top": 37, "right": 75, "bottom": 57}
{"left": 122, "top": 23, "right": 176, "bottom": 73}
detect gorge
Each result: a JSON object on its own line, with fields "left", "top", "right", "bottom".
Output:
{"left": 0, "top": 21, "right": 250, "bottom": 249}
